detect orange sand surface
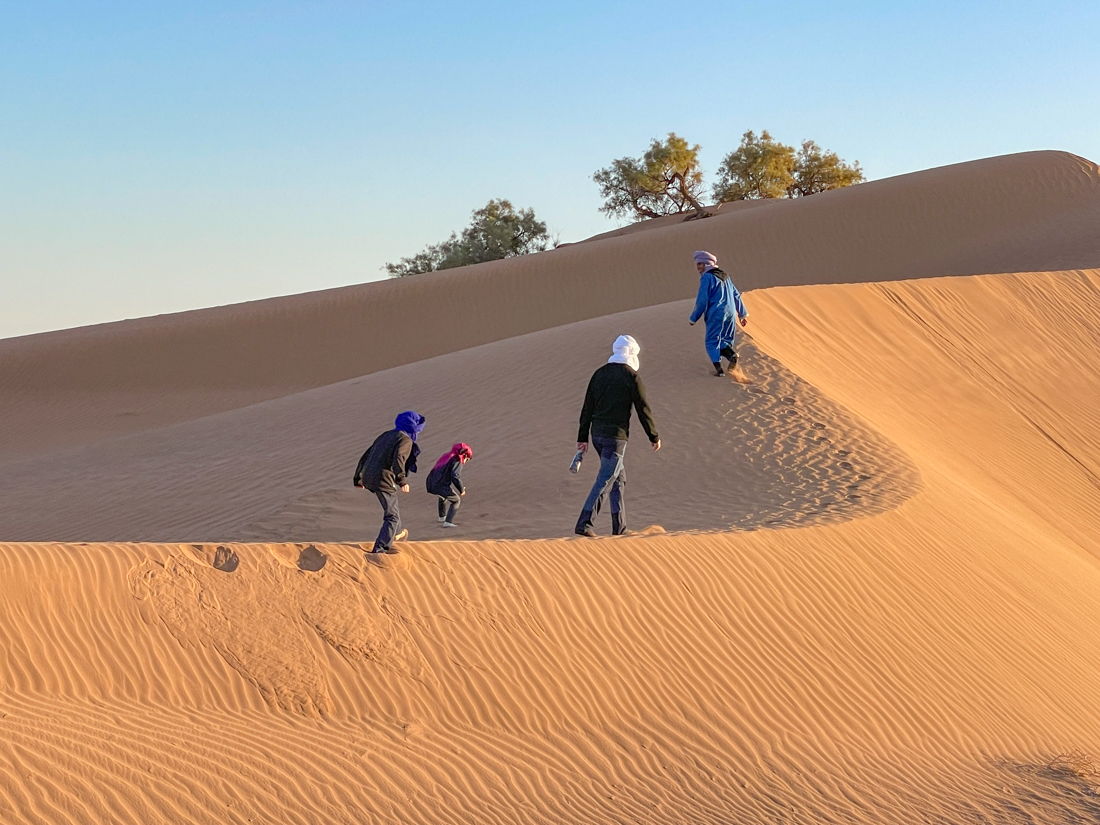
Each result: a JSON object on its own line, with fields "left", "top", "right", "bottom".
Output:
{"left": 2, "top": 151, "right": 1100, "bottom": 823}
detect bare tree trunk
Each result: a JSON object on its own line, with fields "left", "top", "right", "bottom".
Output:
{"left": 670, "top": 172, "right": 712, "bottom": 219}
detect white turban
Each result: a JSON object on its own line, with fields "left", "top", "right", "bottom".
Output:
{"left": 693, "top": 250, "right": 717, "bottom": 266}
{"left": 608, "top": 334, "right": 640, "bottom": 371}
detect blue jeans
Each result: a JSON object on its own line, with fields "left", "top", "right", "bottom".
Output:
{"left": 578, "top": 436, "right": 627, "bottom": 529}
{"left": 373, "top": 489, "right": 401, "bottom": 551}
{"left": 437, "top": 494, "right": 461, "bottom": 523}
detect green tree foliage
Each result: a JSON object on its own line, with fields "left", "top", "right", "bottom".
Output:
{"left": 593, "top": 133, "right": 708, "bottom": 221}
{"left": 712, "top": 131, "right": 865, "bottom": 202}
{"left": 789, "top": 139, "right": 865, "bottom": 196}
{"left": 385, "top": 199, "right": 549, "bottom": 277}
{"left": 712, "top": 130, "right": 796, "bottom": 201}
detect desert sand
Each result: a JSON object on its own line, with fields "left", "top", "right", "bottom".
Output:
{"left": 2, "top": 151, "right": 1100, "bottom": 822}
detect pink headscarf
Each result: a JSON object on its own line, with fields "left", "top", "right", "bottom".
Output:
{"left": 433, "top": 442, "right": 473, "bottom": 471}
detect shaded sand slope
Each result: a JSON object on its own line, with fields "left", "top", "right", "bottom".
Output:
{"left": 0, "top": 298, "right": 920, "bottom": 542}
{"left": 3, "top": 151, "right": 1099, "bottom": 461}
{"left": 4, "top": 271, "right": 1100, "bottom": 822}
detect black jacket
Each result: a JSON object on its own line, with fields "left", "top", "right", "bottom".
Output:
{"left": 353, "top": 429, "right": 419, "bottom": 492}
{"left": 577, "top": 362, "right": 659, "bottom": 443}
{"left": 426, "top": 456, "right": 464, "bottom": 498}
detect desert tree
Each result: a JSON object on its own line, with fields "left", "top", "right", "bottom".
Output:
{"left": 789, "top": 140, "right": 865, "bottom": 196}
{"left": 593, "top": 133, "right": 708, "bottom": 221}
{"left": 385, "top": 199, "right": 550, "bottom": 277}
{"left": 712, "top": 130, "right": 796, "bottom": 202}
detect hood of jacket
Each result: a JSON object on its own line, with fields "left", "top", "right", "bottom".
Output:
{"left": 394, "top": 411, "right": 426, "bottom": 441}
{"left": 607, "top": 334, "right": 640, "bottom": 371}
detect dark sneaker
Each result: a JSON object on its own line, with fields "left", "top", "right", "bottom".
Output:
{"left": 575, "top": 525, "right": 597, "bottom": 538}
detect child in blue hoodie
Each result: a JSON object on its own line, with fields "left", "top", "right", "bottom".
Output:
{"left": 353, "top": 410, "right": 425, "bottom": 554}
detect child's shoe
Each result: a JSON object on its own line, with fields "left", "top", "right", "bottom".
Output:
{"left": 442, "top": 522, "right": 458, "bottom": 528}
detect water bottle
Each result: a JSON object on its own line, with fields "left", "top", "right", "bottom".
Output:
{"left": 569, "top": 449, "right": 585, "bottom": 473}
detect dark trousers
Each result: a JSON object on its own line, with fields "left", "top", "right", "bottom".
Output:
{"left": 578, "top": 436, "right": 627, "bottom": 531}
{"left": 437, "top": 495, "right": 460, "bottom": 523}
{"left": 373, "top": 489, "right": 401, "bottom": 551}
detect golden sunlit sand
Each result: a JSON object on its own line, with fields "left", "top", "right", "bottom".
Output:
{"left": 2, "top": 151, "right": 1100, "bottom": 822}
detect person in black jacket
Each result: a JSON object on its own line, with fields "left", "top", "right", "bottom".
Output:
{"left": 426, "top": 442, "right": 473, "bottom": 527}
{"left": 353, "top": 410, "right": 425, "bottom": 554}
{"left": 575, "top": 335, "right": 660, "bottom": 537}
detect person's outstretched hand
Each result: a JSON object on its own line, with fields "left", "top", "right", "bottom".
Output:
{"left": 576, "top": 442, "right": 588, "bottom": 453}
{"left": 652, "top": 439, "right": 662, "bottom": 452}
{"left": 400, "top": 484, "right": 410, "bottom": 493}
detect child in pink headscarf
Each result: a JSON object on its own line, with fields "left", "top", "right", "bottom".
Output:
{"left": 426, "top": 443, "right": 473, "bottom": 528}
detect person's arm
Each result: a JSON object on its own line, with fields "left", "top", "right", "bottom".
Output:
{"left": 577, "top": 372, "right": 597, "bottom": 447}
{"left": 451, "top": 458, "right": 465, "bottom": 496}
{"left": 731, "top": 282, "right": 749, "bottom": 324}
{"left": 392, "top": 436, "right": 413, "bottom": 488}
{"left": 632, "top": 374, "right": 660, "bottom": 445}
{"left": 689, "top": 274, "right": 711, "bottom": 324}
{"left": 353, "top": 446, "right": 371, "bottom": 487}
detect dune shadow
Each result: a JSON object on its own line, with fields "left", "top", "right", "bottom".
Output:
{"left": 223, "top": 320, "right": 925, "bottom": 543}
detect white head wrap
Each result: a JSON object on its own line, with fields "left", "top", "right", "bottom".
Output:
{"left": 607, "top": 334, "right": 640, "bottom": 371}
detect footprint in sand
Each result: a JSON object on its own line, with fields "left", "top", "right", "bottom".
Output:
{"left": 189, "top": 544, "right": 240, "bottom": 572}
{"left": 297, "top": 544, "right": 327, "bottom": 572}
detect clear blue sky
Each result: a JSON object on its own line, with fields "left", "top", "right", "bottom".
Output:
{"left": 2, "top": 1, "right": 1097, "bottom": 339}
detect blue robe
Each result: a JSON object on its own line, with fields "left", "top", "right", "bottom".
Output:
{"left": 689, "top": 267, "right": 748, "bottom": 361}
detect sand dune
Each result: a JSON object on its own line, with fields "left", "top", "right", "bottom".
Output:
{"left": 3, "top": 270, "right": 1100, "bottom": 821}
{"left": 4, "top": 152, "right": 1100, "bottom": 823}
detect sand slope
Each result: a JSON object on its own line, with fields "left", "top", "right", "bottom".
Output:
{"left": 0, "top": 296, "right": 921, "bottom": 542}
{"left": 2, "top": 151, "right": 1099, "bottom": 461}
{"left": 4, "top": 269, "right": 1100, "bottom": 822}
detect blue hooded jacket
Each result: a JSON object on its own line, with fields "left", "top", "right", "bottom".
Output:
{"left": 352, "top": 411, "right": 425, "bottom": 491}
{"left": 394, "top": 411, "right": 426, "bottom": 441}
{"left": 689, "top": 267, "right": 748, "bottom": 361}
